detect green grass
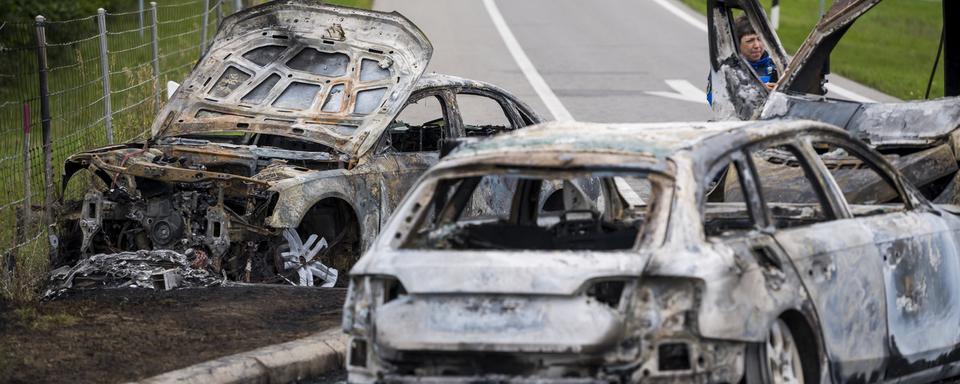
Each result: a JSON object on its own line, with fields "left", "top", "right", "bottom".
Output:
{"left": 326, "top": 0, "right": 373, "bottom": 9}
{"left": 679, "top": 0, "right": 946, "bottom": 100}
{"left": 11, "top": 307, "right": 79, "bottom": 330}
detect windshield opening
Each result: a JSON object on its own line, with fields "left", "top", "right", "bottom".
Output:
{"left": 402, "top": 170, "right": 665, "bottom": 251}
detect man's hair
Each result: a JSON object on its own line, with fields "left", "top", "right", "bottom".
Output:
{"left": 734, "top": 15, "right": 756, "bottom": 42}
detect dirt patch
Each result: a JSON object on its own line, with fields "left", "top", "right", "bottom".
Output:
{"left": 0, "top": 286, "right": 345, "bottom": 384}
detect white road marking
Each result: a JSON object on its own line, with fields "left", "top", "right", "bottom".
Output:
{"left": 650, "top": 0, "right": 707, "bottom": 32}
{"left": 646, "top": 79, "right": 708, "bottom": 104}
{"left": 825, "top": 83, "right": 877, "bottom": 103}
{"left": 649, "top": 0, "right": 876, "bottom": 103}
{"left": 483, "top": 0, "right": 574, "bottom": 121}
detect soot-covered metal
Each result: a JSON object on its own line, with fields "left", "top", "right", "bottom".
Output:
{"left": 53, "top": 1, "right": 541, "bottom": 287}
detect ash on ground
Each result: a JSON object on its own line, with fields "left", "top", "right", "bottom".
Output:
{"left": 45, "top": 249, "right": 222, "bottom": 299}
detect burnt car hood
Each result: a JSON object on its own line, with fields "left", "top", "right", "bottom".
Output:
{"left": 150, "top": 0, "right": 432, "bottom": 159}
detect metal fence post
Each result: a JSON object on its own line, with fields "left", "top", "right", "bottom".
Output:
{"left": 97, "top": 9, "right": 114, "bottom": 144}
{"left": 200, "top": 0, "right": 210, "bottom": 58}
{"left": 35, "top": 15, "right": 54, "bottom": 226}
{"left": 138, "top": 0, "right": 145, "bottom": 38}
{"left": 21, "top": 103, "right": 32, "bottom": 229}
{"left": 234, "top": 0, "right": 242, "bottom": 14}
{"left": 150, "top": 2, "right": 161, "bottom": 110}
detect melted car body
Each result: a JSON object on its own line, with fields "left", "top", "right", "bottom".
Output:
{"left": 344, "top": 120, "right": 960, "bottom": 383}
{"left": 55, "top": 1, "right": 542, "bottom": 286}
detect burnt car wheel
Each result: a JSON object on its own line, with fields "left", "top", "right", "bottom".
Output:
{"left": 745, "top": 318, "right": 807, "bottom": 384}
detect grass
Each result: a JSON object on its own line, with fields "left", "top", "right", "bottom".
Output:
{"left": 679, "top": 0, "right": 946, "bottom": 100}
{"left": 11, "top": 307, "right": 80, "bottom": 330}
{"left": 326, "top": 0, "right": 373, "bottom": 9}
{"left": 0, "top": 0, "right": 372, "bottom": 303}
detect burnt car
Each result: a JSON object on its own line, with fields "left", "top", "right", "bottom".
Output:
{"left": 343, "top": 120, "right": 960, "bottom": 383}
{"left": 55, "top": 1, "right": 541, "bottom": 286}
{"left": 708, "top": 0, "right": 960, "bottom": 204}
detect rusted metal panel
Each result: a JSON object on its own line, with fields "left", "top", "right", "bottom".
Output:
{"left": 152, "top": 1, "right": 433, "bottom": 160}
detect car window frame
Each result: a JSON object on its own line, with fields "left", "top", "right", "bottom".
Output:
{"left": 741, "top": 136, "right": 846, "bottom": 228}
{"left": 797, "top": 134, "right": 918, "bottom": 215}
{"left": 701, "top": 150, "right": 770, "bottom": 233}
{"left": 452, "top": 88, "right": 524, "bottom": 134}
{"left": 376, "top": 90, "right": 453, "bottom": 155}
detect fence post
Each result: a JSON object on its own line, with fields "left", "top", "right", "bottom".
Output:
{"left": 151, "top": 2, "right": 161, "bottom": 111}
{"left": 21, "top": 103, "right": 32, "bottom": 229}
{"left": 97, "top": 9, "right": 114, "bottom": 145}
{"left": 35, "top": 15, "right": 54, "bottom": 226}
{"left": 234, "top": 0, "right": 242, "bottom": 14}
{"left": 138, "top": 0, "right": 145, "bottom": 38}
{"left": 200, "top": 0, "right": 210, "bottom": 58}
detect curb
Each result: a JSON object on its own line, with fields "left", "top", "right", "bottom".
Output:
{"left": 133, "top": 327, "right": 347, "bottom": 384}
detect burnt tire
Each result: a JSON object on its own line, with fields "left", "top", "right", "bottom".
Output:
{"left": 744, "top": 318, "right": 811, "bottom": 384}
{"left": 296, "top": 199, "right": 360, "bottom": 287}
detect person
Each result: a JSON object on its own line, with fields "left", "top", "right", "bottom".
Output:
{"left": 707, "top": 16, "right": 779, "bottom": 105}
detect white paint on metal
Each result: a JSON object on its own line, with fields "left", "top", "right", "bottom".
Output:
{"left": 483, "top": 0, "right": 574, "bottom": 121}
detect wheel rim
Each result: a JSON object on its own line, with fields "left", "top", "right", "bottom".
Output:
{"left": 764, "top": 319, "right": 805, "bottom": 384}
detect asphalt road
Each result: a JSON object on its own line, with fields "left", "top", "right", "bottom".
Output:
{"left": 374, "top": 0, "right": 899, "bottom": 124}
{"left": 375, "top": 0, "right": 715, "bottom": 123}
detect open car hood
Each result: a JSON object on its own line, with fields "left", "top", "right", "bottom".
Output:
{"left": 150, "top": 1, "right": 432, "bottom": 158}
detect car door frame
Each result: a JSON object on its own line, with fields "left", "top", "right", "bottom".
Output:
{"left": 801, "top": 133, "right": 960, "bottom": 382}
{"left": 373, "top": 88, "right": 456, "bottom": 227}
{"left": 735, "top": 132, "right": 896, "bottom": 382}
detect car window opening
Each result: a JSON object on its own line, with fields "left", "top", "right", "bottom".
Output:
{"left": 404, "top": 172, "right": 658, "bottom": 251}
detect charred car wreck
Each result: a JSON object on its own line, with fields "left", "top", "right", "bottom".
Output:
{"left": 708, "top": 0, "right": 960, "bottom": 206}
{"left": 56, "top": 1, "right": 541, "bottom": 286}
{"left": 344, "top": 120, "right": 960, "bottom": 383}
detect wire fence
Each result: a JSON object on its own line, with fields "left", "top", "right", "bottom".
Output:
{"left": 0, "top": 0, "right": 246, "bottom": 300}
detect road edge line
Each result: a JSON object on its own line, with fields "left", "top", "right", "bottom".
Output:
{"left": 132, "top": 327, "right": 347, "bottom": 384}
{"left": 482, "top": 0, "right": 574, "bottom": 121}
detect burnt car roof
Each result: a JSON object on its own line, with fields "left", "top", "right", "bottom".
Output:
{"left": 152, "top": 0, "right": 432, "bottom": 158}
{"left": 443, "top": 120, "right": 849, "bottom": 166}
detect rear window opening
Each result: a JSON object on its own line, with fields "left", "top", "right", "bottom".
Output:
{"left": 403, "top": 171, "right": 664, "bottom": 251}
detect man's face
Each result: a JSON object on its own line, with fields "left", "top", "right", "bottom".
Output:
{"left": 739, "top": 33, "right": 765, "bottom": 62}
